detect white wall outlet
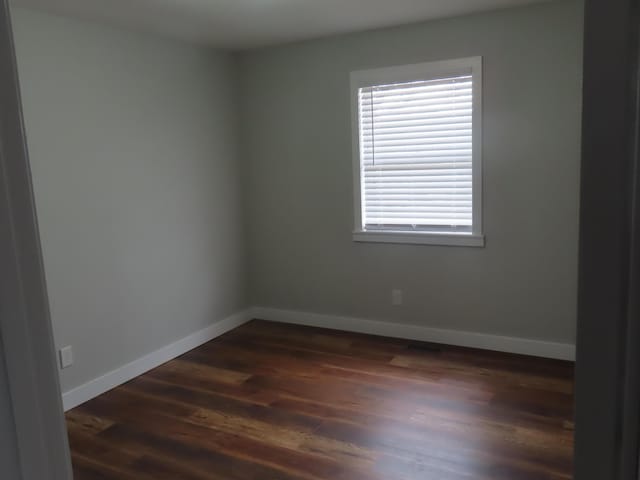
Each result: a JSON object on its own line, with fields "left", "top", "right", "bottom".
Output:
{"left": 392, "top": 289, "right": 403, "bottom": 306}
{"left": 59, "top": 346, "right": 73, "bottom": 369}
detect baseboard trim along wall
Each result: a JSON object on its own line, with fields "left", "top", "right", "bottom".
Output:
{"left": 62, "top": 306, "right": 575, "bottom": 410}
{"left": 251, "top": 307, "right": 576, "bottom": 361}
{"left": 61, "top": 310, "right": 252, "bottom": 411}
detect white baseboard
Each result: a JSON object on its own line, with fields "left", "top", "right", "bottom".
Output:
{"left": 62, "top": 309, "right": 252, "bottom": 411}
{"left": 63, "top": 306, "right": 574, "bottom": 410}
{"left": 250, "top": 307, "right": 576, "bottom": 361}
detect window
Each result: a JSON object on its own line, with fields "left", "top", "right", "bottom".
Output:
{"left": 351, "top": 57, "right": 484, "bottom": 247}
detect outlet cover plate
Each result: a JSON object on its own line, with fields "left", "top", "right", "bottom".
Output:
{"left": 59, "top": 346, "right": 73, "bottom": 369}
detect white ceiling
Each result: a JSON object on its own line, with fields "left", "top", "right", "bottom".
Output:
{"left": 11, "top": 0, "right": 553, "bottom": 49}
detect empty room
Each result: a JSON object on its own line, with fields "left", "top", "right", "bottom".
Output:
{"left": 3, "top": 0, "right": 587, "bottom": 478}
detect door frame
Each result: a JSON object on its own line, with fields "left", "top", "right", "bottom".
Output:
{"left": 574, "top": 0, "right": 640, "bottom": 479}
{"left": 0, "top": 1, "right": 72, "bottom": 479}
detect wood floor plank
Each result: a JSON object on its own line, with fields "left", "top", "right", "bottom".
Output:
{"left": 156, "top": 358, "right": 253, "bottom": 385}
{"left": 76, "top": 386, "right": 378, "bottom": 480}
{"left": 66, "top": 319, "right": 574, "bottom": 479}
{"left": 66, "top": 410, "right": 115, "bottom": 436}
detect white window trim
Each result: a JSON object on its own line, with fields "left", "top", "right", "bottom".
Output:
{"left": 350, "top": 57, "right": 484, "bottom": 247}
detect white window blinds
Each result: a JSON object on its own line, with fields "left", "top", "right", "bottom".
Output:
{"left": 358, "top": 74, "right": 474, "bottom": 232}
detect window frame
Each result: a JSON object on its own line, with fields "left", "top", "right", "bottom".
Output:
{"left": 350, "top": 57, "right": 484, "bottom": 247}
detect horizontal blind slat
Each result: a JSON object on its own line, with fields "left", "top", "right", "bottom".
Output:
{"left": 366, "top": 194, "right": 472, "bottom": 199}
{"left": 365, "top": 166, "right": 472, "bottom": 171}
{"left": 361, "top": 97, "right": 472, "bottom": 114}
{"left": 362, "top": 121, "right": 472, "bottom": 133}
{"left": 366, "top": 86, "right": 472, "bottom": 100}
{"left": 361, "top": 110, "right": 472, "bottom": 123}
{"left": 363, "top": 77, "right": 472, "bottom": 96}
{"left": 363, "top": 147, "right": 471, "bottom": 156}
{"left": 364, "top": 157, "right": 472, "bottom": 165}
{"left": 366, "top": 218, "right": 473, "bottom": 224}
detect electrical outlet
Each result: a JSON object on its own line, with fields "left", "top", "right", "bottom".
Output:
{"left": 392, "top": 289, "right": 403, "bottom": 306}
{"left": 59, "top": 346, "right": 73, "bottom": 369}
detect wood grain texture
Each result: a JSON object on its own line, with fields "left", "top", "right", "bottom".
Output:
{"left": 66, "top": 320, "right": 574, "bottom": 479}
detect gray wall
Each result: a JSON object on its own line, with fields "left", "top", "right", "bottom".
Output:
{"left": 7, "top": 1, "right": 583, "bottom": 401}
{"left": 11, "top": 8, "right": 246, "bottom": 392}
{"left": 0, "top": 338, "right": 20, "bottom": 479}
{"left": 239, "top": 0, "right": 583, "bottom": 344}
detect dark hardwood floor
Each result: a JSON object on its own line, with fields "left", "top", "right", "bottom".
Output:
{"left": 66, "top": 320, "right": 574, "bottom": 479}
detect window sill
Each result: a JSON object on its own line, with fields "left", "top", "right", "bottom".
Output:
{"left": 352, "top": 230, "right": 485, "bottom": 247}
